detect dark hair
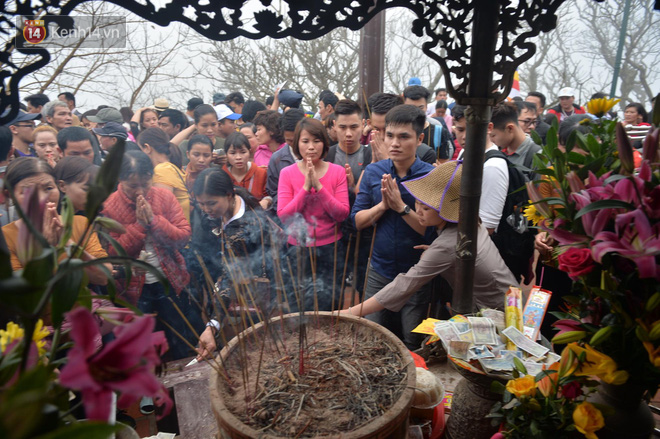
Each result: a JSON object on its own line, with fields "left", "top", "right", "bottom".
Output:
{"left": 119, "top": 150, "right": 154, "bottom": 181}
{"left": 590, "top": 92, "right": 607, "bottom": 100}
{"left": 193, "top": 167, "right": 260, "bottom": 209}
{"left": 385, "top": 104, "right": 426, "bottom": 136}
{"left": 435, "top": 88, "right": 447, "bottom": 96}
{"left": 452, "top": 105, "right": 466, "bottom": 121}
{"left": 81, "top": 109, "right": 98, "bottom": 122}
{"left": 334, "top": 99, "right": 361, "bottom": 117}
{"left": 119, "top": 107, "right": 133, "bottom": 123}
{"left": 139, "top": 108, "right": 158, "bottom": 128}
{"left": 193, "top": 104, "right": 216, "bottom": 124}
{"left": 137, "top": 127, "right": 183, "bottom": 169}
{"left": 0, "top": 126, "right": 12, "bottom": 162}
{"left": 527, "top": 91, "right": 546, "bottom": 108}
{"left": 187, "top": 134, "right": 213, "bottom": 152}
{"left": 25, "top": 93, "right": 50, "bottom": 108}
{"left": 403, "top": 85, "right": 431, "bottom": 102}
{"left": 324, "top": 113, "right": 337, "bottom": 128}
{"left": 435, "top": 100, "right": 448, "bottom": 110}
{"left": 54, "top": 156, "right": 97, "bottom": 184}
{"left": 292, "top": 118, "right": 330, "bottom": 160}
{"left": 225, "top": 92, "right": 245, "bottom": 106}
{"left": 265, "top": 96, "right": 274, "bottom": 107}
{"left": 625, "top": 103, "right": 648, "bottom": 123}
{"left": 491, "top": 102, "right": 520, "bottom": 130}
{"left": 367, "top": 92, "right": 404, "bottom": 117}
{"left": 223, "top": 131, "right": 251, "bottom": 154}
{"left": 159, "top": 109, "right": 187, "bottom": 131}
{"left": 253, "top": 110, "right": 284, "bottom": 144}
{"left": 57, "top": 127, "right": 94, "bottom": 152}
{"left": 4, "top": 157, "right": 55, "bottom": 193}
{"left": 558, "top": 114, "right": 592, "bottom": 145}
{"left": 238, "top": 122, "right": 256, "bottom": 134}
{"left": 58, "top": 92, "right": 75, "bottom": 105}
{"left": 319, "top": 90, "right": 339, "bottom": 109}
{"left": 187, "top": 97, "right": 204, "bottom": 111}
{"left": 241, "top": 100, "right": 267, "bottom": 123}
{"left": 280, "top": 108, "right": 306, "bottom": 132}
{"left": 516, "top": 101, "right": 538, "bottom": 114}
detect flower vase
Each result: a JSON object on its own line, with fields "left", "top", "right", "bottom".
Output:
{"left": 589, "top": 382, "right": 654, "bottom": 439}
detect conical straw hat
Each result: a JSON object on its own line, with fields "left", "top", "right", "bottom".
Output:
{"left": 402, "top": 160, "right": 462, "bottom": 223}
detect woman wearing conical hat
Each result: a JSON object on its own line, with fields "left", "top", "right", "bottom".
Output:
{"left": 346, "top": 160, "right": 518, "bottom": 316}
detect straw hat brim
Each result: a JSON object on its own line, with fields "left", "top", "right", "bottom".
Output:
{"left": 402, "top": 160, "right": 462, "bottom": 223}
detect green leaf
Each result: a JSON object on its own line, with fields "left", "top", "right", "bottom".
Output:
{"left": 575, "top": 200, "right": 634, "bottom": 219}
{"left": 0, "top": 276, "right": 45, "bottom": 316}
{"left": 84, "top": 186, "right": 109, "bottom": 223}
{"left": 85, "top": 139, "right": 125, "bottom": 222}
{"left": 513, "top": 357, "right": 527, "bottom": 375}
{"left": 530, "top": 130, "right": 542, "bottom": 146}
{"left": 58, "top": 196, "right": 74, "bottom": 249}
{"left": 0, "top": 244, "right": 12, "bottom": 280}
{"left": 566, "top": 151, "right": 586, "bottom": 164}
{"left": 490, "top": 380, "right": 506, "bottom": 394}
{"left": 33, "top": 422, "right": 122, "bottom": 439}
{"left": 23, "top": 248, "right": 56, "bottom": 287}
{"left": 51, "top": 259, "right": 85, "bottom": 328}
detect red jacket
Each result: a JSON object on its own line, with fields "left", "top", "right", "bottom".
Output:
{"left": 102, "top": 185, "right": 191, "bottom": 303}
{"left": 546, "top": 104, "right": 586, "bottom": 122}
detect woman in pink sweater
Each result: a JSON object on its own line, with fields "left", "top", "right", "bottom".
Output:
{"left": 277, "top": 118, "right": 349, "bottom": 311}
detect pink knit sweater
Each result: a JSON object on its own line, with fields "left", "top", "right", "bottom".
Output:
{"left": 277, "top": 162, "right": 349, "bottom": 247}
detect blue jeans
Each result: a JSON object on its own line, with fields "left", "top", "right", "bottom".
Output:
{"left": 364, "top": 268, "right": 431, "bottom": 350}
{"left": 138, "top": 282, "right": 200, "bottom": 361}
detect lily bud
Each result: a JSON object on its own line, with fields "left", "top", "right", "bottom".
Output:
{"left": 94, "top": 216, "right": 127, "bottom": 234}
{"left": 616, "top": 122, "right": 634, "bottom": 174}
{"left": 525, "top": 181, "right": 551, "bottom": 218}
{"left": 642, "top": 128, "right": 659, "bottom": 163}
{"left": 16, "top": 186, "right": 47, "bottom": 266}
{"left": 566, "top": 171, "right": 585, "bottom": 194}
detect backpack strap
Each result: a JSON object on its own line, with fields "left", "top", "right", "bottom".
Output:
{"left": 433, "top": 124, "right": 442, "bottom": 154}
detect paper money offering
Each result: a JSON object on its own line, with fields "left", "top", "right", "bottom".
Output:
{"left": 469, "top": 345, "right": 495, "bottom": 359}
{"left": 468, "top": 317, "right": 498, "bottom": 345}
{"left": 502, "top": 326, "right": 549, "bottom": 358}
{"left": 481, "top": 309, "right": 506, "bottom": 331}
{"left": 478, "top": 357, "right": 514, "bottom": 373}
{"left": 449, "top": 340, "right": 471, "bottom": 360}
{"left": 434, "top": 322, "right": 460, "bottom": 349}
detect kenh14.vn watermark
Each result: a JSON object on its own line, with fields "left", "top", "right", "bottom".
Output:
{"left": 17, "top": 15, "right": 127, "bottom": 49}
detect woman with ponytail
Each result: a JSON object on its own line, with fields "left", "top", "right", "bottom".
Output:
{"left": 137, "top": 127, "right": 191, "bottom": 221}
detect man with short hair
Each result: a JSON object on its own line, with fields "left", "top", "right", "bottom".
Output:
{"left": 4, "top": 110, "right": 40, "bottom": 156}
{"left": 92, "top": 122, "right": 129, "bottom": 153}
{"left": 318, "top": 90, "right": 338, "bottom": 120}
{"left": 366, "top": 92, "right": 436, "bottom": 165}
{"left": 225, "top": 92, "right": 245, "bottom": 114}
{"left": 265, "top": 108, "right": 306, "bottom": 211}
{"left": 515, "top": 101, "right": 539, "bottom": 135}
{"left": 25, "top": 93, "right": 50, "bottom": 114}
{"left": 402, "top": 85, "right": 453, "bottom": 163}
{"left": 352, "top": 104, "right": 436, "bottom": 349}
{"left": 525, "top": 91, "right": 550, "bottom": 143}
{"left": 214, "top": 104, "right": 240, "bottom": 140}
{"left": 186, "top": 97, "right": 203, "bottom": 123}
{"left": 490, "top": 101, "right": 541, "bottom": 181}
{"left": 158, "top": 109, "right": 187, "bottom": 139}
{"left": 546, "top": 87, "right": 586, "bottom": 122}
{"left": 57, "top": 126, "right": 96, "bottom": 163}
{"left": 58, "top": 92, "right": 80, "bottom": 116}
{"left": 453, "top": 105, "right": 508, "bottom": 234}
{"left": 42, "top": 101, "right": 72, "bottom": 131}
{"left": 241, "top": 100, "right": 267, "bottom": 124}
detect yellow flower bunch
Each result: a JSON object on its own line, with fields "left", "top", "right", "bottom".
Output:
{"left": 505, "top": 374, "right": 537, "bottom": 398}
{"left": 0, "top": 320, "right": 50, "bottom": 356}
{"left": 586, "top": 97, "right": 620, "bottom": 118}
{"left": 566, "top": 343, "right": 629, "bottom": 385}
{"left": 573, "top": 402, "right": 604, "bottom": 439}
{"left": 523, "top": 203, "right": 545, "bottom": 226}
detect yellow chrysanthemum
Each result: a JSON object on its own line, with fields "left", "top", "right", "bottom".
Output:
{"left": 0, "top": 320, "right": 50, "bottom": 355}
{"left": 586, "top": 97, "right": 620, "bottom": 118}
{"left": 524, "top": 203, "right": 545, "bottom": 226}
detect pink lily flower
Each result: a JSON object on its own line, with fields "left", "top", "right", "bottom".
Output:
{"left": 592, "top": 209, "right": 660, "bottom": 279}
{"left": 59, "top": 307, "right": 172, "bottom": 421}
{"left": 586, "top": 170, "right": 613, "bottom": 189}
{"left": 552, "top": 319, "right": 583, "bottom": 335}
{"left": 566, "top": 171, "right": 586, "bottom": 194}
{"left": 543, "top": 219, "right": 590, "bottom": 246}
{"left": 570, "top": 191, "right": 614, "bottom": 238}
{"left": 16, "top": 186, "right": 47, "bottom": 266}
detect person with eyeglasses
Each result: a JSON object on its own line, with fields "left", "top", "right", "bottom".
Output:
{"left": 3, "top": 110, "right": 41, "bottom": 157}
{"left": 489, "top": 102, "right": 541, "bottom": 182}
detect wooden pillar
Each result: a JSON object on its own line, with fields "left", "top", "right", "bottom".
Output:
{"left": 358, "top": 11, "right": 385, "bottom": 107}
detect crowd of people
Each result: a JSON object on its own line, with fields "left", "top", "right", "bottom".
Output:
{"left": 0, "top": 84, "right": 655, "bottom": 360}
